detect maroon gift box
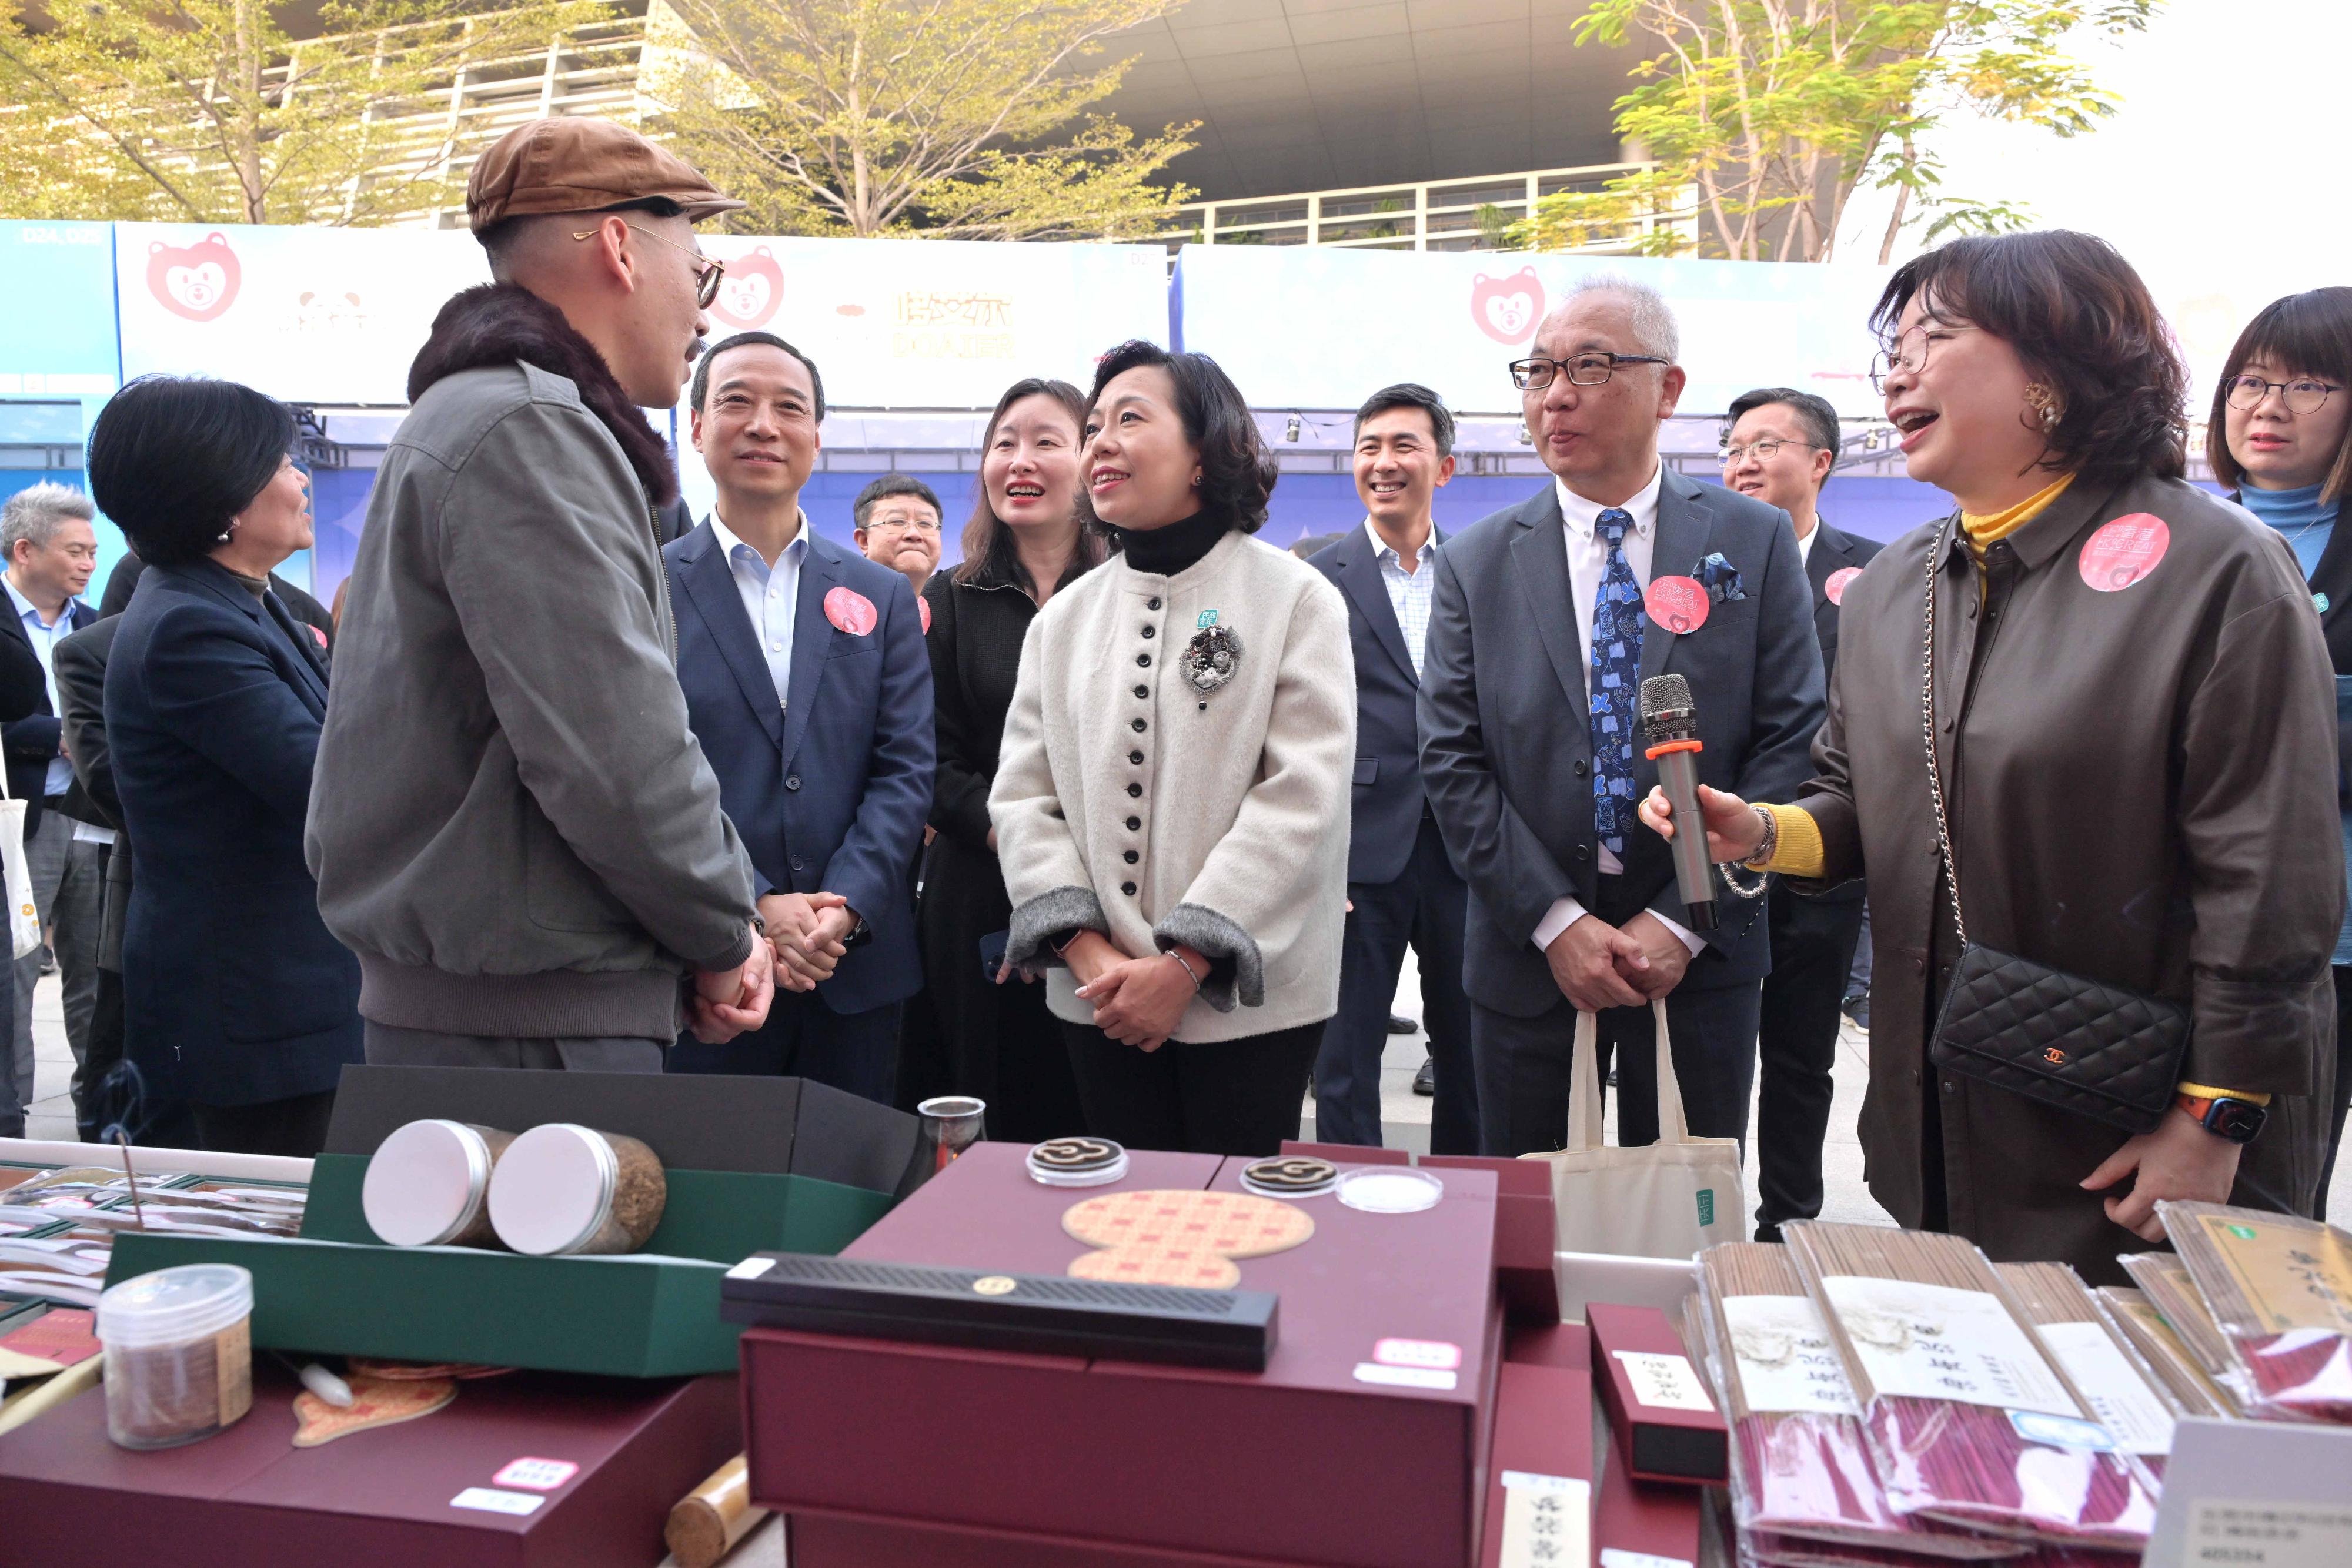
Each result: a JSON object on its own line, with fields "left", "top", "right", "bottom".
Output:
{"left": 1476, "top": 1361, "right": 1595, "bottom": 1568}
{"left": 1421, "top": 1155, "right": 1561, "bottom": 1326}
{"left": 1596, "top": 1398, "right": 1705, "bottom": 1567}
{"left": 1588, "top": 1300, "right": 1728, "bottom": 1485}
{"left": 742, "top": 1142, "right": 1504, "bottom": 1568}
{"left": 0, "top": 1365, "right": 737, "bottom": 1568}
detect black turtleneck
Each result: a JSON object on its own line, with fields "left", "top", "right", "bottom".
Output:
{"left": 1115, "top": 506, "right": 1228, "bottom": 576}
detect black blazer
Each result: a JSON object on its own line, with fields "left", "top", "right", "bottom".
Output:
{"left": 1419, "top": 470, "right": 1826, "bottom": 1017}
{"left": 106, "top": 561, "right": 360, "bottom": 1105}
{"left": 0, "top": 592, "right": 96, "bottom": 837}
{"left": 1309, "top": 522, "right": 1459, "bottom": 887}
{"left": 100, "top": 550, "right": 335, "bottom": 653}
{"left": 52, "top": 617, "right": 128, "bottom": 971}
{"left": 1804, "top": 519, "right": 1883, "bottom": 693}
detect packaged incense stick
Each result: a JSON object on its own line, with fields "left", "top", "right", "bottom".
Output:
{"left": 1996, "top": 1263, "right": 2180, "bottom": 1476}
{"left": 1785, "top": 1223, "right": 2158, "bottom": 1550}
{"left": 2093, "top": 1286, "right": 2236, "bottom": 1421}
{"left": 1696, "top": 1243, "right": 2026, "bottom": 1560}
{"left": 2159, "top": 1201, "right": 2352, "bottom": 1424}
{"left": 2119, "top": 1252, "right": 2253, "bottom": 1414}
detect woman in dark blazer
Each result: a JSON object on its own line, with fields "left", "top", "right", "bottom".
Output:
{"left": 913, "top": 378, "right": 1105, "bottom": 1140}
{"left": 87, "top": 376, "right": 360, "bottom": 1156}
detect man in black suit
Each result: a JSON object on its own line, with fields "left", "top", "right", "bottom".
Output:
{"left": 1721, "top": 386, "right": 1881, "bottom": 1239}
{"left": 0, "top": 483, "right": 101, "bottom": 1131}
{"left": 1419, "top": 276, "right": 1825, "bottom": 1158}
{"left": 1307, "top": 384, "right": 1476, "bottom": 1153}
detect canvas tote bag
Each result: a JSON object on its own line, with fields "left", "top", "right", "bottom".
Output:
{"left": 0, "top": 765, "right": 36, "bottom": 959}
{"left": 1522, "top": 1001, "right": 1746, "bottom": 1259}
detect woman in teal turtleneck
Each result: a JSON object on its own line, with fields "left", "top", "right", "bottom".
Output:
{"left": 2214, "top": 285, "right": 2352, "bottom": 1212}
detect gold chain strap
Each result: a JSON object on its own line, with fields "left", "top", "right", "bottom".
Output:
{"left": 1920, "top": 514, "right": 1969, "bottom": 947}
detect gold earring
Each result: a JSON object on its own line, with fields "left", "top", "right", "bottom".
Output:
{"left": 2024, "top": 383, "right": 2061, "bottom": 430}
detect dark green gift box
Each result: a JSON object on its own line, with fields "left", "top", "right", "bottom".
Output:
{"left": 104, "top": 1067, "right": 915, "bottom": 1377}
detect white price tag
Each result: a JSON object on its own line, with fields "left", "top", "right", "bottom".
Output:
{"left": 1820, "top": 1276, "right": 2076, "bottom": 1418}
{"left": 1372, "top": 1337, "right": 1462, "bottom": 1370}
{"left": 2039, "top": 1320, "right": 2174, "bottom": 1456}
{"left": 725, "top": 1256, "right": 776, "bottom": 1281}
{"left": 1354, "top": 1361, "right": 1458, "bottom": 1391}
{"left": 1601, "top": 1550, "right": 1692, "bottom": 1568}
{"left": 450, "top": 1487, "right": 546, "bottom": 1517}
{"left": 490, "top": 1457, "right": 580, "bottom": 1491}
{"left": 1722, "top": 1294, "right": 1861, "bottom": 1416}
{"left": 2189, "top": 1500, "right": 2352, "bottom": 1568}
{"left": 1498, "top": 1475, "right": 1588, "bottom": 1568}
{"left": 1611, "top": 1350, "right": 1715, "bottom": 1413}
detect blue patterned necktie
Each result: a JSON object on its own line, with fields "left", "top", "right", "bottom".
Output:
{"left": 1588, "top": 507, "right": 1645, "bottom": 859}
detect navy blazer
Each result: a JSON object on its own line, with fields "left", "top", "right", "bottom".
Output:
{"left": 105, "top": 561, "right": 361, "bottom": 1105}
{"left": 1419, "top": 470, "right": 1826, "bottom": 1017}
{"left": 1309, "top": 521, "right": 1462, "bottom": 887}
{"left": 664, "top": 520, "right": 934, "bottom": 1015}
{"left": 1, "top": 594, "right": 96, "bottom": 839}
{"left": 1804, "top": 519, "right": 1882, "bottom": 694}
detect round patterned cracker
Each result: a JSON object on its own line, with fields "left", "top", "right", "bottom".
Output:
{"left": 1061, "top": 1188, "right": 1314, "bottom": 1258}
{"left": 1068, "top": 1241, "right": 1243, "bottom": 1290}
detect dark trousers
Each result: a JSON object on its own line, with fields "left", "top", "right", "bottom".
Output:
{"left": 77, "top": 962, "right": 128, "bottom": 1142}
{"left": 1062, "top": 1018, "right": 1323, "bottom": 1156}
{"left": 190, "top": 1089, "right": 336, "bottom": 1158}
{"left": 1316, "top": 816, "right": 1477, "bottom": 1153}
{"left": 1472, "top": 982, "right": 1763, "bottom": 1158}
{"left": 669, "top": 990, "right": 901, "bottom": 1106}
{"left": 2321, "top": 965, "right": 2352, "bottom": 1216}
{"left": 365, "top": 1022, "right": 664, "bottom": 1072}
{"left": 1754, "top": 885, "right": 1867, "bottom": 1238}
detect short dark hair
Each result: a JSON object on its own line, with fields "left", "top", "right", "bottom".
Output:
{"left": 690, "top": 330, "right": 826, "bottom": 421}
{"left": 1087, "top": 340, "right": 1275, "bottom": 533}
{"left": 86, "top": 376, "right": 294, "bottom": 568}
{"left": 2208, "top": 287, "right": 2352, "bottom": 503}
{"left": 1726, "top": 387, "right": 1842, "bottom": 480}
{"left": 853, "top": 474, "right": 943, "bottom": 530}
{"left": 479, "top": 195, "right": 683, "bottom": 273}
{"left": 1870, "top": 230, "right": 2186, "bottom": 485}
{"left": 1352, "top": 382, "right": 1456, "bottom": 457}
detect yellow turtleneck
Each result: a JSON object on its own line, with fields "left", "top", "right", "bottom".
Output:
{"left": 1962, "top": 472, "right": 2074, "bottom": 553}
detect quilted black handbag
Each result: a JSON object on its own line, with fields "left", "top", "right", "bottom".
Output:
{"left": 1918, "top": 515, "right": 2189, "bottom": 1134}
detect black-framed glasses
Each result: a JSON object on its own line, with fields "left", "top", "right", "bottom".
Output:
{"left": 1721, "top": 437, "right": 1818, "bottom": 465}
{"left": 2226, "top": 374, "right": 2340, "bottom": 416}
{"left": 572, "top": 220, "right": 727, "bottom": 308}
{"left": 1509, "top": 352, "right": 1671, "bottom": 391}
{"left": 1868, "top": 323, "right": 1975, "bottom": 393}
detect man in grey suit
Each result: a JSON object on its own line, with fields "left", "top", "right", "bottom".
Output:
{"left": 1419, "top": 275, "right": 1825, "bottom": 1158}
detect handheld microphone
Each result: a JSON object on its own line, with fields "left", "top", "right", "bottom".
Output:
{"left": 1639, "top": 674, "right": 1717, "bottom": 932}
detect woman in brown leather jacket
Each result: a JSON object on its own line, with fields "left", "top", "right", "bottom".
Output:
{"left": 1644, "top": 231, "right": 2340, "bottom": 1281}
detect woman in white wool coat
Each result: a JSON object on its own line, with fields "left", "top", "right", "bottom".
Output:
{"left": 990, "top": 340, "right": 1355, "bottom": 1155}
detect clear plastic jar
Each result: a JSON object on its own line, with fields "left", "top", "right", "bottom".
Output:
{"left": 96, "top": 1263, "right": 255, "bottom": 1449}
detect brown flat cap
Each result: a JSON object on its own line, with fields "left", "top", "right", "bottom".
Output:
{"left": 467, "top": 117, "right": 744, "bottom": 233}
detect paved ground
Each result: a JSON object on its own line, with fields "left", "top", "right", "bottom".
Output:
{"left": 27, "top": 964, "right": 2347, "bottom": 1231}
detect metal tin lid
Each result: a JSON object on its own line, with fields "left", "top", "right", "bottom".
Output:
{"left": 1026, "top": 1137, "right": 1130, "bottom": 1188}
{"left": 362, "top": 1119, "right": 495, "bottom": 1248}
{"left": 487, "top": 1123, "right": 619, "bottom": 1256}
{"left": 1334, "top": 1167, "right": 1444, "bottom": 1214}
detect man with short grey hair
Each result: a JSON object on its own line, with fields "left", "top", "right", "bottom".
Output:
{"left": 0, "top": 481, "right": 103, "bottom": 1134}
{"left": 1419, "top": 278, "right": 1825, "bottom": 1159}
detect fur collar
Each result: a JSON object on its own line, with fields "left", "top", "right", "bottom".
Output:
{"left": 407, "top": 283, "right": 678, "bottom": 505}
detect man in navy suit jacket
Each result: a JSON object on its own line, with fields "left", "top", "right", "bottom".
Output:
{"left": 663, "top": 333, "right": 933, "bottom": 1104}
{"left": 1308, "top": 384, "right": 1476, "bottom": 1153}
{"left": 1419, "top": 278, "right": 1825, "bottom": 1158}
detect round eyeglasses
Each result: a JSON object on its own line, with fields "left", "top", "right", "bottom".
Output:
{"left": 2225, "top": 375, "right": 2340, "bottom": 416}
{"left": 1509, "top": 352, "right": 1670, "bottom": 392}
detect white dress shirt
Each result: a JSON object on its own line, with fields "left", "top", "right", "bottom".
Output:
{"left": 1531, "top": 467, "right": 1703, "bottom": 957}
{"left": 1795, "top": 519, "right": 1818, "bottom": 567}
{"left": 707, "top": 509, "right": 811, "bottom": 709}
{"left": 1363, "top": 516, "right": 1439, "bottom": 679}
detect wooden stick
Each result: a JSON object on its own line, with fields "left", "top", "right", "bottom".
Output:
{"left": 664, "top": 1453, "right": 767, "bottom": 1568}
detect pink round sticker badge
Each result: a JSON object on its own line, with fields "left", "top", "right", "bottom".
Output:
{"left": 2079, "top": 514, "right": 2170, "bottom": 593}
{"left": 1824, "top": 567, "right": 1862, "bottom": 607}
{"left": 1643, "top": 575, "right": 1709, "bottom": 635}
{"left": 917, "top": 596, "right": 932, "bottom": 634}
{"left": 823, "top": 586, "right": 878, "bottom": 636}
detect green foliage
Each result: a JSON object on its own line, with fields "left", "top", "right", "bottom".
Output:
{"left": 647, "top": 0, "right": 1198, "bottom": 240}
{"left": 1512, "top": 1, "right": 2159, "bottom": 263}
{"left": 0, "top": 0, "right": 612, "bottom": 225}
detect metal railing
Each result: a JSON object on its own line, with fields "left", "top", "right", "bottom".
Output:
{"left": 1170, "top": 163, "right": 1686, "bottom": 254}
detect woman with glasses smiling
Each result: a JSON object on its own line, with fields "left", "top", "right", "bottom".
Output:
{"left": 2211, "top": 286, "right": 2352, "bottom": 1211}
{"left": 1643, "top": 232, "right": 2340, "bottom": 1279}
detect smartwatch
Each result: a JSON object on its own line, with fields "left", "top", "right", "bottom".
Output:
{"left": 2174, "top": 1092, "right": 2267, "bottom": 1144}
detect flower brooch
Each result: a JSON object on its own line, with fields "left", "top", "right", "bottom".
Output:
{"left": 1179, "top": 623, "right": 1244, "bottom": 693}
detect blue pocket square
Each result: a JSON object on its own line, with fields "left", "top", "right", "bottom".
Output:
{"left": 1693, "top": 553, "right": 1748, "bottom": 603}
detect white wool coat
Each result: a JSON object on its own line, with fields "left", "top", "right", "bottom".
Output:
{"left": 990, "top": 529, "right": 1355, "bottom": 1042}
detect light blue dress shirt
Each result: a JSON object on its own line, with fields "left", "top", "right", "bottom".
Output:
{"left": 1364, "top": 516, "right": 1439, "bottom": 681}
{"left": 2, "top": 575, "right": 82, "bottom": 798}
{"left": 707, "top": 510, "right": 810, "bottom": 710}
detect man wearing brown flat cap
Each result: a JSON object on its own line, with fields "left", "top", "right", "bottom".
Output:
{"left": 308, "top": 118, "right": 776, "bottom": 1070}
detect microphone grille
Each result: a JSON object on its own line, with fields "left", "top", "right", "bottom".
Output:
{"left": 1638, "top": 674, "right": 1693, "bottom": 721}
